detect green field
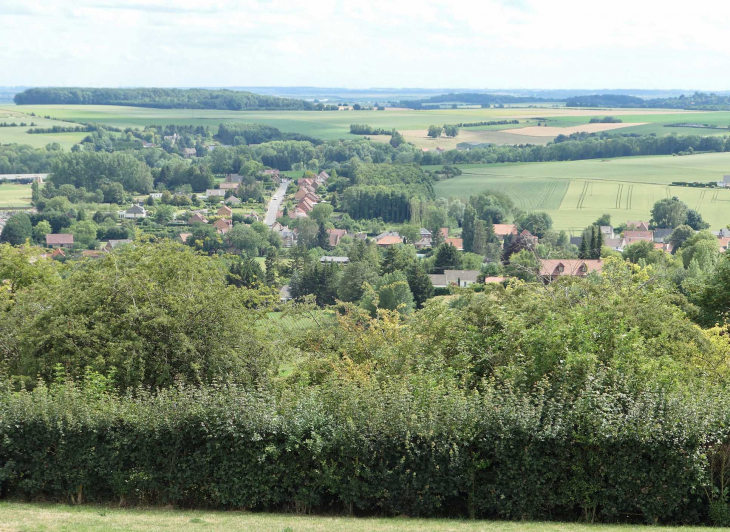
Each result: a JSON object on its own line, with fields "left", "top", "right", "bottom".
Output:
{"left": 434, "top": 152, "right": 730, "bottom": 232}
{"left": 0, "top": 107, "right": 89, "bottom": 149}
{"left": 0, "top": 183, "right": 33, "bottom": 208}
{"left": 0, "top": 503, "right": 718, "bottom": 532}
{"left": 4, "top": 104, "right": 729, "bottom": 149}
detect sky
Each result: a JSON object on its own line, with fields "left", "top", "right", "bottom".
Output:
{"left": 2, "top": 0, "right": 730, "bottom": 90}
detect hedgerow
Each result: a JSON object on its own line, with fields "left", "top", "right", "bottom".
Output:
{"left": 0, "top": 375, "right": 727, "bottom": 524}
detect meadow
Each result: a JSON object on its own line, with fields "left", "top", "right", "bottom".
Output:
{"left": 0, "top": 182, "right": 33, "bottom": 208}
{"left": 2, "top": 103, "right": 727, "bottom": 150}
{"left": 434, "top": 152, "right": 730, "bottom": 232}
{"left": 0, "top": 503, "right": 719, "bottom": 532}
{"left": 0, "top": 107, "right": 88, "bottom": 149}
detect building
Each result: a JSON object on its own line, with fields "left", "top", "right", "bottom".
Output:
{"left": 444, "top": 237, "right": 464, "bottom": 251}
{"left": 149, "top": 193, "right": 163, "bottom": 200}
{"left": 213, "top": 218, "right": 233, "bottom": 234}
{"left": 717, "top": 175, "right": 730, "bottom": 188}
{"left": 624, "top": 230, "right": 653, "bottom": 246}
{"left": 225, "top": 196, "right": 242, "bottom": 206}
{"left": 219, "top": 182, "right": 239, "bottom": 190}
{"left": 46, "top": 233, "right": 74, "bottom": 248}
{"left": 599, "top": 226, "right": 615, "bottom": 239}
{"left": 188, "top": 213, "right": 208, "bottom": 224}
{"left": 539, "top": 259, "right": 603, "bottom": 281}
{"left": 225, "top": 173, "right": 244, "bottom": 183}
{"left": 104, "top": 239, "right": 132, "bottom": 252}
{"left": 182, "top": 148, "right": 197, "bottom": 158}
{"left": 319, "top": 256, "right": 350, "bottom": 264}
{"left": 376, "top": 235, "right": 404, "bottom": 247}
{"left": 653, "top": 228, "right": 674, "bottom": 242}
{"left": 327, "top": 228, "right": 349, "bottom": 247}
{"left": 179, "top": 233, "right": 192, "bottom": 243}
{"left": 206, "top": 189, "right": 226, "bottom": 197}
{"left": 626, "top": 221, "right": 650, "bottom": 231}
{"left": 428, "top": 270, "right": 480, "bottom": 288}
{"left": 493, "top": 224, "right": 519, "bottom": 240}
{"left": 217, "top": 205, "right": 233, "bottom": 218}
{"left": 124, "top": 205, "right": 147, "bottom": 219}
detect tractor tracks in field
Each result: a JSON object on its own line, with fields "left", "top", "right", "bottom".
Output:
{"left": 576, "top": 181, "right": 589, "bottom": 209}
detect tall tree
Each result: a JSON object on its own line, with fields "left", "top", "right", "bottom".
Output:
{"left": 0, "top": 213, "right": 32, "bottom": 246}
{"left": 472, "top": 219, "right": 488, "bottom": 256}
{"left": 462, "top": 205, "right": 476, "bottom": 252}
{"left": 407, "top": 262, "right": 434, "bottom": 309}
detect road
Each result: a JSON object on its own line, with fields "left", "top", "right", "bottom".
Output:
{"left": 265, "top": 179, "right": 290, "bottom": 226}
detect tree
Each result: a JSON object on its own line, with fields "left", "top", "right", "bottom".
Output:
{"left": 595, "top": 214, "right": 611, "bottom": 227}
{"left": 517, "top": 212, "right": 553, "bottom": 239}
{"left": 427, "top": 125, "right": 443, "bottom": 138}
{"left": 461, "top": 205, "right": 476, "bottom": 253}
{"left": 361, "top": 271, "right": 414, "bottom": 316}
{"left": 0, "top": 213, "right": 32, "bottom": 245}
{"left": 669, "top": 225, "right": 695, "bottom": 253}
{"left": 154, "top": 204, "right": 176, "bottom": 224}
{"left": 310, "top": 203, "right": 334, "bottom": 225}
{"left": 32, "top": 220, "right": 52, "bottom": 243}
{"left": 69, "top": 220, "right": 99, "bottom": 249}
{"left": 685, "top": 209, "right": 710, "bottom": 230}
{"left": 472, "top": 219, "right": 488, "bottom": 256}
{"left": 504, "top": 249, "right": 539, "bottom": 281}
{"left": 145, "top": 195, "right": 155, "bottom": 206}
{"left": 622, "top": 241, "right": 662, "bottom": 264}
{"left": 398, "top": 224, "right": 421, "bottom": 245}
{"left": 434, "top": 243, "right": 461, "bottom": 273}
{"left": 227, "top": 257, "right": 264, "bottom": 288}
{"left": 1, "top": 242, "right": 276, "bottom": 390}
{"left": 390, "top": 130, "right": 405, "bottom": 148}
{"left": 381, "top": 245, "right": 414, "bottom": 275}
{"left": 264, "top": 248, "right": 278, "bottom": 286}
{"left": 338, "top": 261, "right": 378, "bottom": 302}
{"left": 316, "top": 222, "right": 330, "bottom": 250}
{"left": 695, "top": 253, "right": 730, "bottom": 326}
{"left": 650, "top": 197, "right": 688, "bottom": 229}
{"left": 406, "top": 262, "right": 434, "bottom": 309}
{"left": 579, "top": 236, "right": 590, "bottom": 259}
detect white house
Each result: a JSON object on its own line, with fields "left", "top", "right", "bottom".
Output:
{"left": 124, "top": 205, "right": 147, "bottom": 219}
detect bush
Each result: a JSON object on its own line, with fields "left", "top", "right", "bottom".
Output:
{"left": 0, "top": 375, "right": 724, "bottom": 523}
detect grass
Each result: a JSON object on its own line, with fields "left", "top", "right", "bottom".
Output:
{"left": 0, "top": 502, "right": 718, "bottom": 532}
{"left": 0, "top": 107, "right": 89, "bottom": 149}
{"left": 0, "top": 183, "right": 33, "bottom": 208}
{"left": 434, "top": 152, "right": 730, "bottom": 232}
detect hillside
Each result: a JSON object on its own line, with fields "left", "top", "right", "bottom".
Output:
{"left": 13, "top": 87, "right": 315, "bottom": 111}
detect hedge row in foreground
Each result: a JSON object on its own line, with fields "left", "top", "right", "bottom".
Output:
{"left": 0, "top": 378, "right": 728, "bottom": 524}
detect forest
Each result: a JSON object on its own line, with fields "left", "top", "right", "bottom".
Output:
{"left": 13, "top": 87, "right": 315, "bottom": 111}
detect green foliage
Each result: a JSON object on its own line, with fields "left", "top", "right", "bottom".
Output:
{"left": 651, "top": 196, "right": 689, "bottom": 229}
{"left": 0, "top": 213, "right": 32, "bottom": 245}
{"left": 0, "top": 242, "right": 276, "bottom": 389}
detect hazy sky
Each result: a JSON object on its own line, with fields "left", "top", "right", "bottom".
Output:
{"left": 2, "top": 0, "right": 730, "bottom": 90}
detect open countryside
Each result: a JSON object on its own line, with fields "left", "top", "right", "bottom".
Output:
{"left": 434, "top": 151, "right": 730, "bottom": 231}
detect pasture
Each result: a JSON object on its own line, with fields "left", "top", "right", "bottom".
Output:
{"left": 3, "top": 104, "right": 728, "bottom": 149}
{"left": 0, "top": 183, "right": 33, "bottom": 208}
{"left": 0, "top": 107, "right": 89, "bottom": 149}
{"left": 0, "top": 502, "right": 718, "bottom": 532}
{"left": 434, "top": 152, "right": 730, "bottom": 232}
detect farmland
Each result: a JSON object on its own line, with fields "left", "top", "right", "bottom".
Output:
{"left": 434, "top": 151, "right": 730, "bottom": 231}
{"left": 0, "top": 182, "right": 33, "bottom": 208}
{"left": 2, "top": 103, "right": 728, "bottom": 150}
{"left": 0, "top": 502, "right": 719, "bottom": 532}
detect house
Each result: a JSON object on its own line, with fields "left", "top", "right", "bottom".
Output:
{"left": 604, "top": 238, "right": 626, "bottom": 251}
{"left": 713, "top": 228, "right": 730, "bottom": 238}
{"left": 624, "top": 230, "right": 653, "bottom": 246}
{"left": 653, "top": 228, "right": 674, "bottom": 242}
{"left": 295, "top": 188, "right": 318, "bottom": 201}
{"left": 163, "top": 133, "right": 180, "bottom": 144}
{"left": 279, "top": 285, "right": 292, "bottom": 302}
{"left": 179, "top": 233, "right": 192, "bottom": 243}
{"left": 46, "top": 233, "right": 74, "bottom": 248}
{"left": 445, "top": 237, "right": 464, "bottom": 251}
{"left": 213, "top": 218, "right": 233, "bottom": 234}
{"left": 718, "top": 237, "right": 730, "bottom": 252}
{"left": 188, "top": 213, "right": 208, "bottom": 224}
{"left": 291, "top": 208, "right": 308, "bottom": 219}
{"left": 428, "top": 270, "right": 480, "bottom": 288}
{"left": 440, "top": 228, "right": 449, "bottom": 238}
{"left": 483, "top": 276, "right": 508, "bottom": 284}
{"left": 415, "top": 237, "right": 433, "bottom": 250}
{"left": 519, "top": 230, "right": 539, "bottom": 247}
{"left": 327, "top": 228, "right": 348, "bottom": 247}
{"left": 436, "top": 147, "right": 446, "bottom": 154}
{"left": 599, "top": 226, "right": 615, "bottom": 239}
{"left": 297, "top": 198, "right": 315, "bottom": 213}
{"left": 539, "top": 259, "right": 603, "bottom": 281}
{"left": 104, "top": 239, "right": 132, "bottom": 252}
{"left": 319, "top": 256, "right": 350, "bottom": 264}
{"left": 51, "top": 248, "right": 66, "bottom": 258}
{"left": 493, "top": 224, "right": 519, "bottom": 239}
{"left": 142, "top": 141, "right": 156, "bottom": 148}
{"left": 219, "top": 182, "right": 239, "bottom": 190}
{"left": 217, "top": 205, "right": 233, "bottom": 218}
{"left": 149, "top": 193, "right": 163, "bottom": 199}
{"left": 654, "top": 242, "right": 673, "bottom": 253}
{"left": 317, "top": 171, "right": 330, "bottom": 181}
{"left": 225, "top": 196, "right": 242, "bottom": 206}
{"left": 206, "top": 189, "right": 226, "bottom": 197}
{"left": 244, "top": 212, "right": 261, "bottom": 222}
{"left": 182, "top": 148, "right": 197, "bottom": 158}
{"left": 376, "top": 235, "right": 404, "bottom": 247}
{"left": 626, "top": 221, "right": 650, "bottom": 231}
{"left": 716, "top": 175, "right": 730, "bottom": 188}
{"left": 82, "top": 250, "right": 104, "bottom": 258}
{"left": 375, "top": 230, "right": 401, "bottom": 241}
{"left": 124, "top": 205, "right": 147, "bottom": 219}
{"left": 225, "top": 173, "right": 244, "bottom": 183}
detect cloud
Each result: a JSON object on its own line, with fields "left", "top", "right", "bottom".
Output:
{"left": 2, "top": 0, "right": 730, "bottom": 89}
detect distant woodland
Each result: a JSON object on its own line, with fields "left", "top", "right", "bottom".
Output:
{"left": 13, "top": 87, "right": 316, "bottom": 111}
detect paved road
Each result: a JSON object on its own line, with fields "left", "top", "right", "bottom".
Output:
{"left": 265, "top": 179, "right": 290, "bottom": 226}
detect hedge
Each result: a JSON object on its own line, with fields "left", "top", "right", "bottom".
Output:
{"left": 0, "top": 377, "right": 728, "bottom": 524}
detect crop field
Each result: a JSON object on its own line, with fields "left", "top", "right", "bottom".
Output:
{"left": 0, "top": 107, "right": 89, "bottom": 149}
{"left": 2, "top": 104, "right": 727, "bottom": 149}
{"left": 0, "top": 183, "right": 33, "bottom": 208}
{"left": 434, "top": 152, "right": 730, "bottom": 232}
{"left": 0, "top": 502, "right": 719, "bottom": 532}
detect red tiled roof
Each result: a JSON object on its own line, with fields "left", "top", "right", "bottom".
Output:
{"left": 445, "top": 237, "right": 463, "bottom": 250}
{"left": 493, "top": 224, "right": 518, "bottom": 237}
{"left": 377, "top": 235, "right": 403, "bottom": 246}
{"left": 46, "top": 233, "right": 74, "bottom": 245}
{"left": 539, "top": 259, "right": 603, "bottom": 277}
